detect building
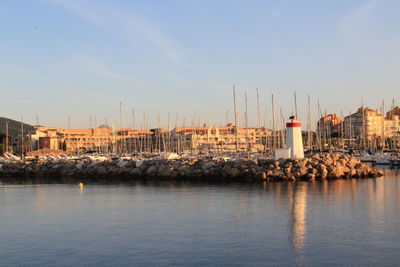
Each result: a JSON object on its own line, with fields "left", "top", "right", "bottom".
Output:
{"left": 343, "top": 106, "right": 400, "bottom": 148}
{"left": 317, "top": 114, "right": 342, "bottom": 137}
{"left": 344, "top": 107, "right": 384, "bottom": 141}
{"left": 171, "top": 123, "right": 272, "bottom": 153}
{"left": 29, "top": 123, "right": 276, "bottom": 154}
{"left": 30, "top": 126, "right": 154, "bottom": 153}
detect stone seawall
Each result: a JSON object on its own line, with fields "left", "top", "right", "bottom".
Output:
{"left": 0, "top": 153, "right": 383, "bottom": 182}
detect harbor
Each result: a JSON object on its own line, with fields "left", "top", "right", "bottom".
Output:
{"left": 1, "top": 102, "right": 397, "bottom": 182}
{"left": 2, "top": 0, "right": 400, "bottom": 265}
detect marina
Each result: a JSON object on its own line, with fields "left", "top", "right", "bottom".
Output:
{"left": 1, "top": 0, "right": 400, "bottom": 265}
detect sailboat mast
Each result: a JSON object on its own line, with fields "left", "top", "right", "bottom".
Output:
{"left": 167, "top": 112, "right": 171, "bottom": 152}
{"left": 271, "top": 93, "right": 275, "bottom": 151}
{"left": 294, "top": 91, "right": 298, "bottom": 119}
{"left": 233, "top": 86, "right": 238, "bottom": 154}
{"left": 245, "top": 90, "right": 249, "bottom": 155}
{"left": 317, "top": 100, "right": 322, "bottom": 151}
{"left": 307, "top": 95, "right": 312, "bottom": 150}
{"left": 21, "top": 115, "right": 24, "bottom": 158}
{"left": 340, "top": 110, "right": 344, "bottom": 151}
{"left": 381, "top": 100, "right": 385, "bottom": 150}
{"left": 361, "top": 99, "right": 365, "bottom": 150}
{"left": 256, "top": 88, "right": 261, "bottom": 152}
{"left": 5, "top": 120, "right": 8, "bottom": 153}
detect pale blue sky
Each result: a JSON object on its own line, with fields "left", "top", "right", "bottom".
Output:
{"left": 1, "top": 0, "right": 399, "bottom": 128}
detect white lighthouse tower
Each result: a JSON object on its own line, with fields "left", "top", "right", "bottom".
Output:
{"left": 286, "top": 116, "right": 304, "bottom": 159}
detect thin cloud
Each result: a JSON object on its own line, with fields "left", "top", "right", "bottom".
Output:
{"left": 338, "top": 0, "right": 381, "bottom": 38}
{"left": 73, "top": 55, "right": 155, "bottom": 89}
{"left": 48, "top": 0, "right": 185, "bottom": 65}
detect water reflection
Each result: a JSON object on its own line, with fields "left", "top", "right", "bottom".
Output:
{"left": 288, "top": 182, "right": 308, "bottom": 266}
{"left": 1, "top": 170, "right": 400, "bottom": 266}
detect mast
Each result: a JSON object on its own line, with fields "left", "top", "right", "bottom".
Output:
{"left": 349, "top": 111, "right": 352, "bottom": 149}
{"left": 272, "top": 94, "right": 276, "bottom": 151}
{"left": 68, "top": 115, "right": 71, "bottom": 153}
{"left": 90, "top": 115, "right": 93, "bottom": 151}
{"left": 191, "top": 111, "right": 195, "bottom": 154}
{"left": 245, "top": 90, "right": 249, "bottom": 155}
{"left": 381, "top": 100, "right": 385, "bottom": 150}
{"left": 361, "top": 99, "right": 366, "bottom": 150}
{"left": 340, "top": 110, "right": 344, "bottom": 151}
{"left": 167, "top": 112, "right": 171, "bottom": 152}
{"left": 21, "top": 115, "right": 24, "bottom": 158}
{"left": 279, "top": 108, "right": 285, "bottom": 148}
{"left": 132, "top": 108, "right": 135, "bottom": 153}
{"left": 256, "top": 88, "right": 261, "bottom": 153}
{"left": 391, "top": 98, "right": 395, "bottom": 149}
{"left": 317, "top": 100, "right": 322, "bottom": 151}
{"left": 294, "top": 91, "right": 298, "bottom": 119}
{"left": 263, "top": 108, "right": 267, "bottom": 151}
{"left": 143, "top": 111, "right": 146, "bottom": 153}
{"left": 119, "top": 102, "right": 122, "bottom": 154}
{"left": 307, "top": 95, "right": 312, "bottom": 150}
{"left": 5, "top": 120, "right": 8, "bottom": 153}
{"left": 36, "top": 114, "right": 40, "bottom": 151}
{"left": 233, "top": 86, "right": 239, "bottom": 154}
{"left": 94, "top": 116, "right": 98, "bottom": 153}
{"left": 157, "top": 111, "right": 161, "bottom": 153}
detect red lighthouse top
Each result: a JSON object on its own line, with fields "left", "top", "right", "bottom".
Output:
{"left": 286, "top": 122, "right": 301, "bottom": 127}
{"left": 286, "top": 117, "right": 301, "bottom": 127}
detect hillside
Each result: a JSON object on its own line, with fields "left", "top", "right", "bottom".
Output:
{"left": 0, "top": 117, "right": 34, "bottom": 140}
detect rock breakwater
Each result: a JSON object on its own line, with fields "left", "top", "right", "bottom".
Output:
{"left": 0, "top": 153, "right": 383, "bottom": 182}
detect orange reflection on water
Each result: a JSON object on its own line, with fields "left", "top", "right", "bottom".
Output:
{"left": 289, "top": 183, "right": 308, "bottom": 266}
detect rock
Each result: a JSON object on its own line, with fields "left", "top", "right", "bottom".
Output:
{"left": 230, "top": 168, "right": 240, "bottom": 177}
{"left": 239, "top": 164, "right": 248, "bottom": 171}
{"left": 117, "top": 161, "right": 129, "bottom": 168}
{"left": 347, "top": 158, "right": 360, "bottom": 168}
{"left": 96, "top": 166, "right": 107, "bottom": 175}
{"left": 298, "top": 167, "right": 308, "bottom": 177}
{"left": 306, "top": 173, "right": 315, "bottom": 180}
{"left": 130, "top": 168, "right": 142, "bottom": 176}
{"left": 285, "top": 162, "right": 293, "bottom": 168}
{"left": 256, "top": 172, "right": 267, "bottom": 180}
{"left": 135, "top": 161, "right": 144, "bottom": 168}
{"left": 223, "top": 165, "right": 232, "bottom": 174}
{"left": 146, "top": 165, "right": 157, "bottom": 176}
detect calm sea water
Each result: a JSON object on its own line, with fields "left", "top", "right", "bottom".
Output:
{"left": 1, "top": 168, "right": 400, "bottom": 266}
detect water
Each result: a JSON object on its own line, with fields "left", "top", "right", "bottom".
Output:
{"left": 1, "top": 168, "right": 400, "bottom": 266}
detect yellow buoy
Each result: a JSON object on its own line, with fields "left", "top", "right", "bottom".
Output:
{"left": 79, "top": 182, "right": 84, "bottom": 189}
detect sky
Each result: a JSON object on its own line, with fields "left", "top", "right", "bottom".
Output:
{"left": 0, "top": 0, "right": 399, "bottom": 129}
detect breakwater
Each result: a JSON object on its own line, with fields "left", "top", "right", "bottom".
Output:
{"left": 0, "top": 153, "right": 383, "bottom": 182}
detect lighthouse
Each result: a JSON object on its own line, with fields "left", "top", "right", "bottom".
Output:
{"left": 286, "top": 116, "right": 304, "bottom": 159}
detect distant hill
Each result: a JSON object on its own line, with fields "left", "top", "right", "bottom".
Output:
{"left": 0, "top": 117, "right": 34, "bottom": 140}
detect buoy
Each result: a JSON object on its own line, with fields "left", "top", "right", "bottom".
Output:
{"left": 286, "top": 118, "right": 304, "bottom": 159}
{"left": 78, "top": 182, "right": 84, "bottom": 189}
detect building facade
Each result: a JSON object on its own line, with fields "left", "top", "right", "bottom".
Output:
{"left": 171, "top": 124, "right": 273, "bottom": 153}
{"left": 317, "top": 113, "right": 342, "bottom": 137}
{"left": 343, "top": 106, "right": 400, "bottom": 148}
{"left": 30, "top": 124, "right": 274, "bottom": 154}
